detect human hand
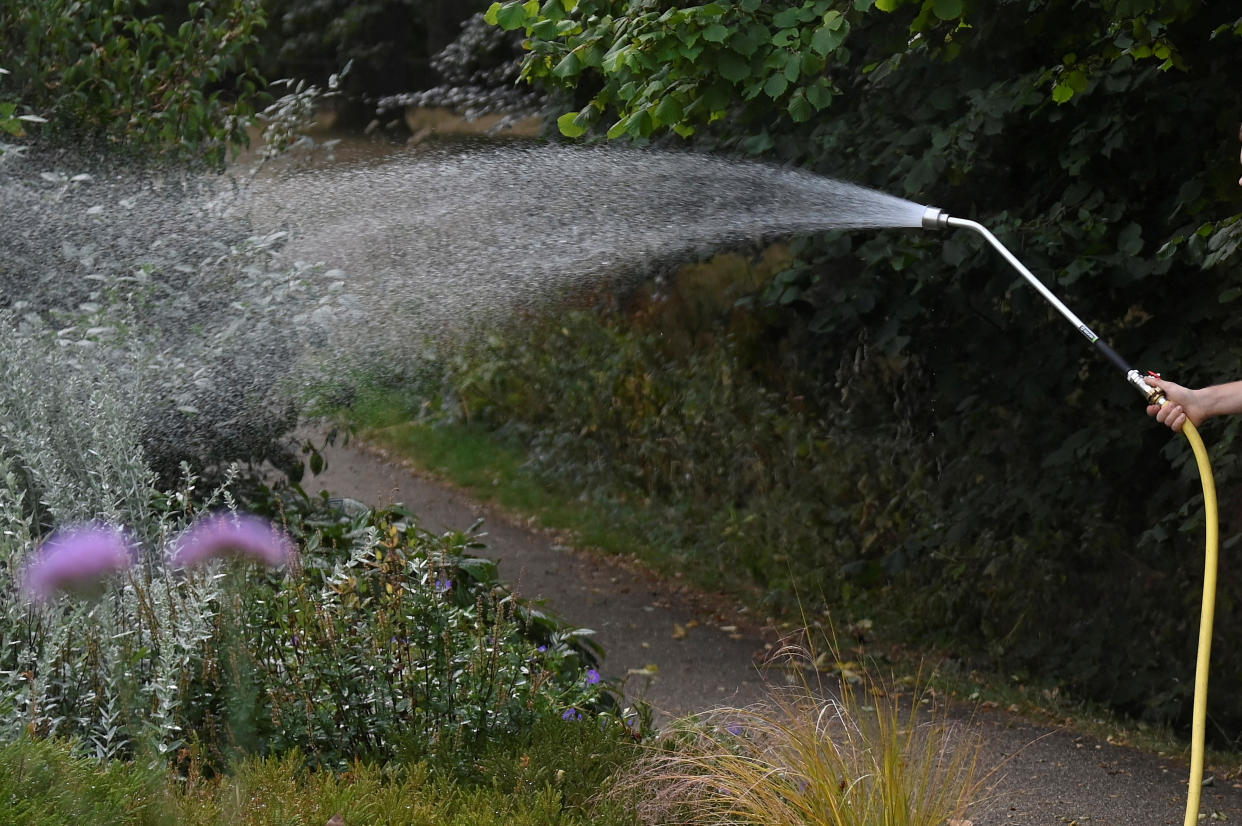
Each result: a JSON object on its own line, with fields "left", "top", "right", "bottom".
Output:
{"left": 1145, "top": 375, "right": 1201, "bottom": 432}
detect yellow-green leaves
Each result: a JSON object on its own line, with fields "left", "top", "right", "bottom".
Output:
{"left": 1052, "top": 68, "right": 1089, "bottom": 103}
{"left": 556, "top": 112, "right": 584, "bottom": 137}
{"left": 484, "top": 0, "right": 540, "bottom": 30}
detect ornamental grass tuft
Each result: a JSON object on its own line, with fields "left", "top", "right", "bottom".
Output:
{"left": 615, "top": 639, "right": 989, "bottom": 826}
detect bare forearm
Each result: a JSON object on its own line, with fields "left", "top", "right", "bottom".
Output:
{"left": 1196, "top": 381, "right": 1242, "bottom": 420}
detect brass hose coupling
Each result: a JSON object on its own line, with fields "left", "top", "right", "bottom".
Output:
{"left": 1128, "top": 369, "right": 1167, "bottom": 406}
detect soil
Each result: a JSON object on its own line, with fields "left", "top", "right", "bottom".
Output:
{"left": 303, "top": 432, "right": 1242, "bottom": 825}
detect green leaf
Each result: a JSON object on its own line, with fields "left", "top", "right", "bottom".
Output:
{"left": 602, "top": 46, "right": 630, "bottom": 72}
{"left": 772, "top": 8, "right": 801, "bottom": 28}
{"left": 1117, "top": 222, "right": 1143, "bottom": 257}
{"left": 606, "top": 115, "right": 631, "bottom": 139}
{"left": 702, "top": 23, "right": 730, "bottom": 43}
{"left": 787, "top": 88, "right": 813, "bottom": 122}
{"left": 740, "top": 0, "right": 760, "bottom": 10}
{"left": 456, "top": 557, "right": 500, "bottom": 584}
{"left": 729, "top": 28, "right": 761, "bottom": 57}
{"left": 718, "top": 52, "right": 751, "bottom": 82}
{"left": 875, "top": 0, "right": 898, "bottom": 10}
{"left": 553, "top": 50, "right": 581, "bottom": 78}
{"left": 772, "top": 27, "right": 800, "bottom": 47}
{"left": 764, "top": 72, "right": 789, "bottom": 99}
{"left": 806, "top": 78, "right": 834, "bottom": 109}
{"left": 1052, "top": 82, "right": 1074, "bottom": 103}
{"left": 496, "top": 2, "right": 530, "bottom": 30}
{"left": 530, "top": 18, "right": 560, "bottom": 39}
{"left": 932, "top": 0, "right": 963, "bottom": 20}
{"left": 782, "top": 51, "right": 801, "bottom": 81}
{"left": 652, "top": 95, "right": 684, "bottom": 125}
{"left": 484, "top": 3, "right": 502, "bottom": 25}
{"left": 810, "top": 21, "right": 849, "bottom": 56}
{"left": 633, "top": 108, "right": 654, "bottom": 137}
{"left": 557, "top": 111, "right": 588, "bottom": 138}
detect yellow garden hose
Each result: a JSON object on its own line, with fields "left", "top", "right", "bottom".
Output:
{"left": 1180, "top": 419, "right": 1219, "bottom": 826}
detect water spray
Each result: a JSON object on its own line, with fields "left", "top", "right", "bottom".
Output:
{"left": 922, "top": 205, "right": 1218, "bottom": 826}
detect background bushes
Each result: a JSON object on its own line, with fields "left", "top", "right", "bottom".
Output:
{"left": 0, "top": 0, "right": 266, "bottom": 164}
{"left": 413, "top": 0, "right": 1242, "bottom": 739}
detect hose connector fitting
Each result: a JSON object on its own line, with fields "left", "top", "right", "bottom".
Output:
{"left": 922, "top": 206, "right": 951, "bottom": 230}
{"left": 1127, "top": 369, "right": 1167, "bottom": 406}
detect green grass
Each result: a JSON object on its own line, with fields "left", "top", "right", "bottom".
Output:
{"left": 344, "top": 387, "right": 667, "bottom": 566}
{"left": 0, "top": 737, "right": 168, "bottom": 825}
{"left": 1, "top": 717, "right": 642, "bottom": 826}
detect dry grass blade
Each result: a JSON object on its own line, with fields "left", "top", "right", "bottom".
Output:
{"left": 614, "top": 638, "right": 990, "bottom": 826}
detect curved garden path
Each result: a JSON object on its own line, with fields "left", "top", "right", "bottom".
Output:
{"left": 306, "top": 433, "right": 1242, "bottom": 825}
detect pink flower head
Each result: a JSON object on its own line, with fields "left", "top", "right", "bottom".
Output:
{"left": 22, "top": 524, "right": 136, "bottom": 601}
{"left": 171, "top": 512, "right": 295, "bottom": 569}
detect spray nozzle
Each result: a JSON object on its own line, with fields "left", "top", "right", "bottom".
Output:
{"left": 922, "top": 206, "right": 951, "bottom": 230}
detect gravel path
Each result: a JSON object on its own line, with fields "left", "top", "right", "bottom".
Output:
{"left": 305, "top": 433, "right": 1242, "bottom": 825}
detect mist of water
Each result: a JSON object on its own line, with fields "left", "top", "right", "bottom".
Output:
{"left": 1, "top": 144, "right": 928, "bottom": 469}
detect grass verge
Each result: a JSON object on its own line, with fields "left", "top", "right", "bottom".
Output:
{"left": 1, "top": 716, "right": 642, "bottom": 826}
{"left": 340, "top": 387, "right": 680, "bottom": 573}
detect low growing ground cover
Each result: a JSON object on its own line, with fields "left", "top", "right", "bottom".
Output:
{"left": 0, "top": 719, "right": 643, "bottom": 825}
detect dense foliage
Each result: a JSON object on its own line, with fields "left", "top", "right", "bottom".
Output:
{"left": 444, "top": 0, "right": 1242, "bottom": 733}
{"left": 0, "top": 0, "right": 267, "bottom": 164}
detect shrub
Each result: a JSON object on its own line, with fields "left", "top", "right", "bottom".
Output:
{"left": 421, "top": 272, "right": 1242, "bottom": 736}
{"left": 434, "top": 306, "right": 937, "bottom": 612}
{"left": 0, "top": 0, "right": 266, "bottom": 164}
{"left": 0, "top": 469, "right": 614, "bottom": 770}
{"left": 219, "top": 494, "right": 615, "bottom": 771}
{"left": 0, "top": 297, "right": 615, "bottom": 769}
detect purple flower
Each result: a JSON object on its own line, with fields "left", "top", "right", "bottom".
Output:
{"left": 22, "top": 524, "right": 135, "bottom": 601}
{"left": 435, "top": 578, "right": 452, "bottom": 593}
{"left": 586, "top": 668, "right": 601, "bottom": 686}
{"left": 562, "top": 707, "right": 583, "bottom": 721}
{"left": 171, "top": 512, "right": 294, "bottom": 569}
